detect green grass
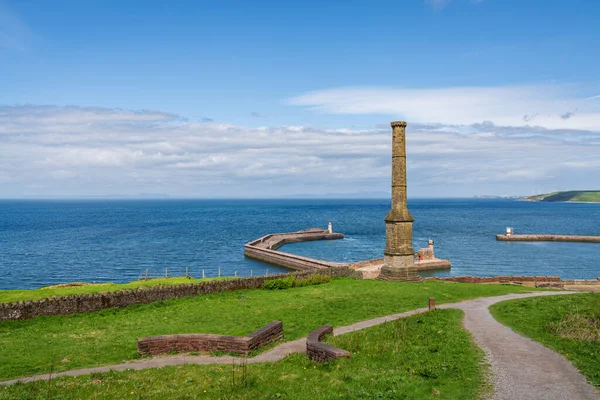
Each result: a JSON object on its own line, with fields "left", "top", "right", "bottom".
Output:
{"left": 0, "top": 276, "right": 225, "bottom": 304}
{"left": 491, "top": 293, "right": 600, "bottom": 387}
{"left": 0, "top": 278, "right": 535, "bottom": 381}
{"left": 526, "top": 191, "right": 600, "bottom": 203}
{"left": 526, "top": 191, "right": 560, "bottom": 201}
{"left": 0, "top": 309, "right": 489, "bottom": 400}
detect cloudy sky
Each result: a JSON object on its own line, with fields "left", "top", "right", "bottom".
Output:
{"left": 1, "top": 0, "right": 599, "bottom": 198}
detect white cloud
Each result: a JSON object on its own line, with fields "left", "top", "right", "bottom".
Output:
{"left": 288, "top": 84, "right": 600, "bottom": 131}
{"left": 0, "top": 105, "right": 598, "bottom": 198}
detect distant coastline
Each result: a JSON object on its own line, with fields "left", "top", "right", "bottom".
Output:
{"left": 524, "top": 191, "right": 600, "bottom": 203}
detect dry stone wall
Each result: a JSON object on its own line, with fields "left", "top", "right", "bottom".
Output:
{"left": 137, "top": 321, "right": 283, "bottom": 356}
{"left": 0, "top": 267, "right": 360, "bottom": 321}
{"left": 426, "top": 275, "right": 600, "bottom": 285}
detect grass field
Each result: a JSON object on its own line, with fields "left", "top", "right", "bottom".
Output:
{"left": 491, "top": 293, "right": 600, "bottom": 387}
{"left": 0, "top": 278, "right": 535, "bottom": 381}
{"left": 1, "top": 309, "right": 489, "bottom": 400}
{"left": 0, "top": 276, "right": 225, "bottom": 304}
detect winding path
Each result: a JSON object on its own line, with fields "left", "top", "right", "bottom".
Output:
{"left": 446, "top": 294, "right": 599, "bottom": 400}
{"left": 2, "top": 291, "right": 598, "bottom": 399}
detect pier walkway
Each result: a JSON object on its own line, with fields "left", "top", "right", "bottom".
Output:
{"left": 244, "top": 228, "right": 347, "bottom": 271}
{"left": 244, "top": 228, "right": 452, "bottom": 276}
{"left": 497, "top": 234, "right": 600, "bottom": 243}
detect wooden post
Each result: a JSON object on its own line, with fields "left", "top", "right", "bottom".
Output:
{"left": 218, "top": 268, "right": 221, "bottom": 277}
{"left": 145, "top": 269, "right": 148, "bottom": 280}
{"left": 250, "top": 270, "right": 253, "bottom": 277}
{"left": 266, "top": 269, "right": 268, "bottom": 277}
{"left": 202, "top": 269, "right": 205, "bottom": 279}
{"left": 429, "top": 297, "right": 435, "bottom": 311}
{"left": 186, "top": 266, "right": 189, "bottom": 278}
{"left": 165, "top": 268, "right": 168, "bottom": 278}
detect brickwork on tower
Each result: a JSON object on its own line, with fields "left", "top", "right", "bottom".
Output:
{"left": 378, "top": 121, "right": 423, "bottom": 282}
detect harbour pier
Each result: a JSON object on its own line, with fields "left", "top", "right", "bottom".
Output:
{"left": 497, "top": 227, "right": 600, "bottom": 243}
{"left": 497, "top": 234, "right": 600, "bottom": 243}
{"left": 243, "top": 228, "right": 347, "bottom": 271}
{"left": 244, "top": 227, "right": 451, "bottom": 277}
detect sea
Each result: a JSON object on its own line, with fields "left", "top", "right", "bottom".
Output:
{"left": 1, "top": 199, "right": 599, "bottom": 290}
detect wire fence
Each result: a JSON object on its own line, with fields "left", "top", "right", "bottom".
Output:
{"left": 135, "top": 266, "right": 278, "bottom": 281}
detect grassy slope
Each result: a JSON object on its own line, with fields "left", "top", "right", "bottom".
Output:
{"left": 491, "top": 293, "right": 600, "bottom": 387}
{"left": 526, "top": 191, "right": 600, "bottom": 203}
{"left": 0, "top": 277, "right": 224, "bottom": 304}
{"left": 526, "top": 191, "right": 559, "bottom": 201}
{"left": 1, "top": 309, "right": 488, "bottom": 400}
{"left": 0, "top": 279, "right": 535, "bottom": 380}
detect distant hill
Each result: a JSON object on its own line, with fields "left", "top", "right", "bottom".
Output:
{"left": 525, "top": 191, "right": 600, "bottom": 203}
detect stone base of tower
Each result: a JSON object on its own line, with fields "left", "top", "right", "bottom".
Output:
{"left": 376, "top": 255, "right": 423, "bottom": 282}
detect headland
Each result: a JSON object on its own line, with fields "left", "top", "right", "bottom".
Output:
{"left": 525, "top": 190, "right": 600, "bottom": 203}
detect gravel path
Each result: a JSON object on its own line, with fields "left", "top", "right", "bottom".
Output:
{"left": 445, "top": 293, "right": 599, "bottom": 400}
{"left": 2, "top": 290, "right": 598, "bottom": 400}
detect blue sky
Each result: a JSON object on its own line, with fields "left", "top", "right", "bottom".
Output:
{"left": 1, "top": 0, "right": 599, "bottom": 198}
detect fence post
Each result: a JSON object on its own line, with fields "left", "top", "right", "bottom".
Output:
{"left": 218, "top": 268, "right": 221, "bottom": 277}
{"left": 186, "top": 266, "right": 189, "bottom": 278}
{"left": 202, "top": 269, "right": 205, "bottom": 279}
{"left": 234, "top": 271, "right": 237, "bottom": 277}
{"left": 165, "top": 268, "right": 168, "bottom": 278}
{"left": 145, "top": 269, "right": 148, "bottom": 280}
{"left": 429, "top": 297, "right": 436, "bottom": 311}
{"left": 250, "top": 270, "right": 253, "bottom": 277}
{"left": 266, "top": 269, "right": 268, "bottom": 277}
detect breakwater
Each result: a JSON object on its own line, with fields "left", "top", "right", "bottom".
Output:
{"left": 244, "top": 228, "right": 347, "bottom": 271}
{"left": 497, "top": 234, "right": 600, "bottom": 243}
{"left": 244, "top": 228, "right": 451, "bottom": 277}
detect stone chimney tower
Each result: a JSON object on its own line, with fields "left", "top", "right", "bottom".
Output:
{"left": 377, "top": 121, "right": 422, "bottom": 282}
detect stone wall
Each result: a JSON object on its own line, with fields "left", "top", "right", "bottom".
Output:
{"left": 0, "top": 267, "right": 360, "bottom": 321}
{"left": 306, "top": 325, "right": 350, "bottom": 363}
{"left": 243, "top": 246, "right": 335, "bottom": 271}
{"left": 426, "top": 275, "right": 600, "bottom": 285}
{"left": 137, "top": 321, "right": 283, "bottom": 356}
{"left": 417, "top": 248, "right": 434, "bottom": 261}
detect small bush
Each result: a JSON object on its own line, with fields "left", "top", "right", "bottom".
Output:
{"left": 262, "top": 276, "right": 295, "bottom": 290}
{"left": 262, "top": 274, "right": 332, "bottom": 290}
{"left": 294, "top": 274, "right": 331, "bottom": 287}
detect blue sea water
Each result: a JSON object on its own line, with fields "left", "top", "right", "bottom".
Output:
{"left": 0, "top": 199, "right": 599, "bottom": 290}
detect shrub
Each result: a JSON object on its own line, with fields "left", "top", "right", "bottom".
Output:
{"left": 262, "top": 276, "right": 295, "bottom": 290}
{"left": 262, "top": 274, "right": 332, "bottom": 290}
{"left": 294, "top": 274, "right": 331, "bottom": 287}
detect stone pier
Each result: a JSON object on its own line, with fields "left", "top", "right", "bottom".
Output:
{"left": 243, "top": 228, "right": 347, "bottom": 271}
{"left": 497, "top": 233, "right": 600, "bottom": 243}
{"left": 377, "top": 121, "right": 423, "bottom": 282}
